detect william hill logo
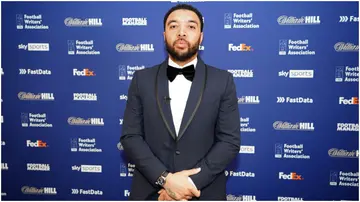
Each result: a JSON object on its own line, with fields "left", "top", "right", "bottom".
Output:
{"left": 18, "top": 92, "right": 54, "bottom": 101}
{"left": 68, "top": 117, "right": 104, "bottom": 126}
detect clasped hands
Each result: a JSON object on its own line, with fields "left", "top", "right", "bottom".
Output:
{"left": 158, "top": 168, "right": 201, "bottom": 201}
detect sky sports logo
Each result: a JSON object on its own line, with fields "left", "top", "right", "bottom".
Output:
{"left": 278, "top": 70, "right": 314, "bottom": 78}
{"left": 239, "top": 145, "right": 255, "bottom": 154}
{"left": 72, "top": 165, "right": 102, "bottom": 173}
{"left": 18, "top": 43, "right": 49, "bottom": 51}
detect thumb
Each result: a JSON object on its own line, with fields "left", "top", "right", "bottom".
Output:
{"left": 183, "top": 167, "right": 201, "bottom": 176}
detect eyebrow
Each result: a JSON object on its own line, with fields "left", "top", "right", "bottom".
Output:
{"left": 167, "top": 20, "right": 199, "bottom": 26}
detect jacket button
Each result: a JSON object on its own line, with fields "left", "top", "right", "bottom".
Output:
{"left": 175, "top": 150, "right": 180, "bottom": 155}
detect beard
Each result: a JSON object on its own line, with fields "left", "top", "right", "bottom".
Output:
{"left": 165, "top": 37, "right": 200, "bottom": 62}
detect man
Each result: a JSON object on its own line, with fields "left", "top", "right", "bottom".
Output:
{"left": 120, "top": 4, "right": 240, "bottom": 201}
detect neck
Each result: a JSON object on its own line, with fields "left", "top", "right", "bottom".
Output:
{"left": 169, "top": 54, "right": 198, "bottom": 67}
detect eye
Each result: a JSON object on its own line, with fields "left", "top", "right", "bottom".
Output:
{"left": 189, "top": 25, "right": 196, "bottom": 29}
{"left": 170, "top": 25, "right": 177, "bottom": 29}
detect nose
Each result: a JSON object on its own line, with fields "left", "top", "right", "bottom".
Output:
{"left": 177, "top": 25, "right": 187, "bottom": 37}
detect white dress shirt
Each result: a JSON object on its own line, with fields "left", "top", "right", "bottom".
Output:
{"left": 167, "top": 57, "right": 198, "bottom": 189}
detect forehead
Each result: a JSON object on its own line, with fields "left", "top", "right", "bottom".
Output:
{"left": 166, "top": 9, "right": 200, "bottom": 24}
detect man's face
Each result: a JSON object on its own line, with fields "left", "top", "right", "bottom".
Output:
{"left": 164, "top": 9, "right": 203, "bottom": 62}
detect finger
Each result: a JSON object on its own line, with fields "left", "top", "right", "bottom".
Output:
{"left": 189, "top": 188, "right": 201, "bottom": 198}
{"left": 184, "top": 168, "right": 201, "bottom": 176}
{"left": 186, "top": 195, "right": 192, "bottom": 200}
{"left": 180, "top": 199, "right": 188, "bottom": 201}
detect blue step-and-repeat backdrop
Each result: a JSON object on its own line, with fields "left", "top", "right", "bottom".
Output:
{"left": 1, "top": 1, "right": 359, "bottom": 201}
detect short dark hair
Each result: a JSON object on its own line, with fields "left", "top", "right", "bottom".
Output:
{"left": 163, "top": 4, "right": 204, "bottom": 32}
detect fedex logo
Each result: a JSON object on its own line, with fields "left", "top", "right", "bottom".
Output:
{"left": 339, "top": 97, "right": 358, "bottom": 105}
{"left": 73, "top": 69, "right": 95, "bottom": 76}
{"left": 228, "top": 43, "right": 253, "bottom": 52}
{"left": 279, "top": 172, "right": 303, "bottom": 180}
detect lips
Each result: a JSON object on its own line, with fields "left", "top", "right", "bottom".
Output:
{"left": 174, "top": 39, "right": 188, "bottom": 48}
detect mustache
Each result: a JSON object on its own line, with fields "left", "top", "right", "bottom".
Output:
{"left": 173, "top": 38, "right": 190, "bottom": 46}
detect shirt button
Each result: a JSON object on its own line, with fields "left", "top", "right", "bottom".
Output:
{"left": 175, "top": 150, "right": 181, "bottom": 155}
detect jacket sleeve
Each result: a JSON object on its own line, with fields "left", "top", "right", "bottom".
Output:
{"left": 189, "top": 72, "right": 240, "bottom": 190}
{"left": 120, "top": 70, "right": 167, "bottom": 187}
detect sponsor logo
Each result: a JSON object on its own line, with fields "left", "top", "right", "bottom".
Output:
{"left": 1, "top": 163, "right": 9, "bottom": 170}
{"left": 21, "top": 186, "right": 57, "bottom": 195}
{"left": 72, "top": 165, "right": 102, "bottom": 173}
{"left": 228, "top": 69, "right": 254, "bottom": 78}
{"left": 279, "top": 172, "right": 303, "bottom": 180}
{"left": 68, "top": 117, "right": 104, "bottom": 126}
{"left": 19, "top": 69, "right": 51, "bottom": 75}
{"left": 16, "top": 14, "right": 49, "bottom": 30}
{"left": 70, "top": 138, "right": 102, "bottom": 153}
{"left": 119, "top": 65, "right": 145, "bottom": 80}
{"left": 273, "top": 121, "right": 315, "bottom": 131}
{"left": 279, "top": 39, "right": 315, "bottom": 55}
{"left": 1, "top": 141, "right": 5, "bottom": 146}
{"left": 116, "top": 43, "right": 154, "bottom": 52}
{"left": 330, "top": 171, "right": 359, "bottom": 187}
{"left": 73, "top": 93, "right": 97, "bottom": 101}
{"left": 224, "top": 170, "right": 255, "bottom": 177}
{"left": 119, "top": 119, "right": 123, "bottom": 125}
{"left": 240, "top": 117, "right": 256, "bottom": 132}
{"left": 26, "top": 140, "right": 48, "bottom": 148}
{"left": 120, "top": 163, "right": 135, "bottom": 177}
{"left": 238, "top": 96, "right": 260, "bottom": 104}
{"left": 120, "top": 94, "right": 128, "bottom": 100}
{"left": 275, "top": 143, "right": 310, "bottom": 159}
{"left": 224, "top": 13, "right": 260, "bottom": 29}
{"left": 124, "top": 190, "right": 130, "bottom": 197}
{"left": 334, "top": 42, "right": 359, "bottom": 52}
{"left": 21, "top": 113, "right": 53, "bottom": 128}
{"left": 68, "top": 40, "right": 100, "bottom": 55}
{"left": 278, "top": 196, "right": 304, "bottom": 201}
{"left": 122, "top": 18, "right": 147, "bottom": 26}
{"left": 228, "top": 43, "right": 253, "bottom": 52}
{"left": 328, "top": 148, "right": 358, "bottom": 158}
{"left": 335, "top": 66, "right": 358, "bottom": 83}
{"left": 64, "top": 17, "right": 102, "bottom": 27}
{"left": 226, "top": 194, "right": 257, "bottom": 201}
{"left": 71, "top": 188, "right": 103, "bottom": 195}
{"left": 1, "top": 193, "right": 6, "bottom": 196}
{"left": 278, "top": 70, "right": 314, "bottom": 78}
{"left": 277, "top": 97, "right": 313, "bottom": 104}
{"left": 239, "top": 146, "right": 255, "bottom": 154}
{"left": 339, "top": 16, "right": 358, "bottom": 23}
{"left": 339, "top": 97, "right": 358, "bottom": 105}
{"left": 27, "top": 163, "right": 50, "bottom": 171}
{"left": 18, "top": 43, "right": 50, "bottom": 51}
{"left": 73, "top": 68, "right": 95, "bottom": 76}
{"left": 337, "top": 123, "right": 359, "bottom": 131}
{"left": 277, "top": 15, "right": 320, "bottom": 25}
{"left": 18, "top": 92, "right": 54, "bottom": 101}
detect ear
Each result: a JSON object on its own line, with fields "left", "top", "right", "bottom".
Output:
{"left": 163, "top": 32, "right": 165, "bottom": 42}
{"left": 199, "top": 32, "right": 204, "bottom": 44}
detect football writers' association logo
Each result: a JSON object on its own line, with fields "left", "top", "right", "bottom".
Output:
{"left": 224, "top": 13, "right": 232, "bottom": 29}
{"left": 330, "top": 171, "right": 338, "bottom": 186}
{"left": 68, "top": 40, "right": 75, "bottom": 55}
{"left": 16, "top": 14, "right": 24, "bottom": 29}
{"left": 279, "top": 39, "right": 287, "bottom": 55}
{"left": 275, "top": 143, "right": 283, "bottom": 158}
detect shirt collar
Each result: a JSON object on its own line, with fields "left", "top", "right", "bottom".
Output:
{"left": 168, "top": 57, "right": 197, "bottom": 69}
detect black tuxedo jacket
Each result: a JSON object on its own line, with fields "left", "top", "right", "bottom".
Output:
{"left": 120, "top": 57, "right": 240, "bottom": 200}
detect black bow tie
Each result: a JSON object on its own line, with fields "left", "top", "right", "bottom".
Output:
{"left": 167, "top": 64, "right": 195, "bottom": 82}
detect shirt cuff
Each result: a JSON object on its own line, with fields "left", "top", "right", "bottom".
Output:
{"left": 188, "top": 177, "right": 197, "bottom": 189}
